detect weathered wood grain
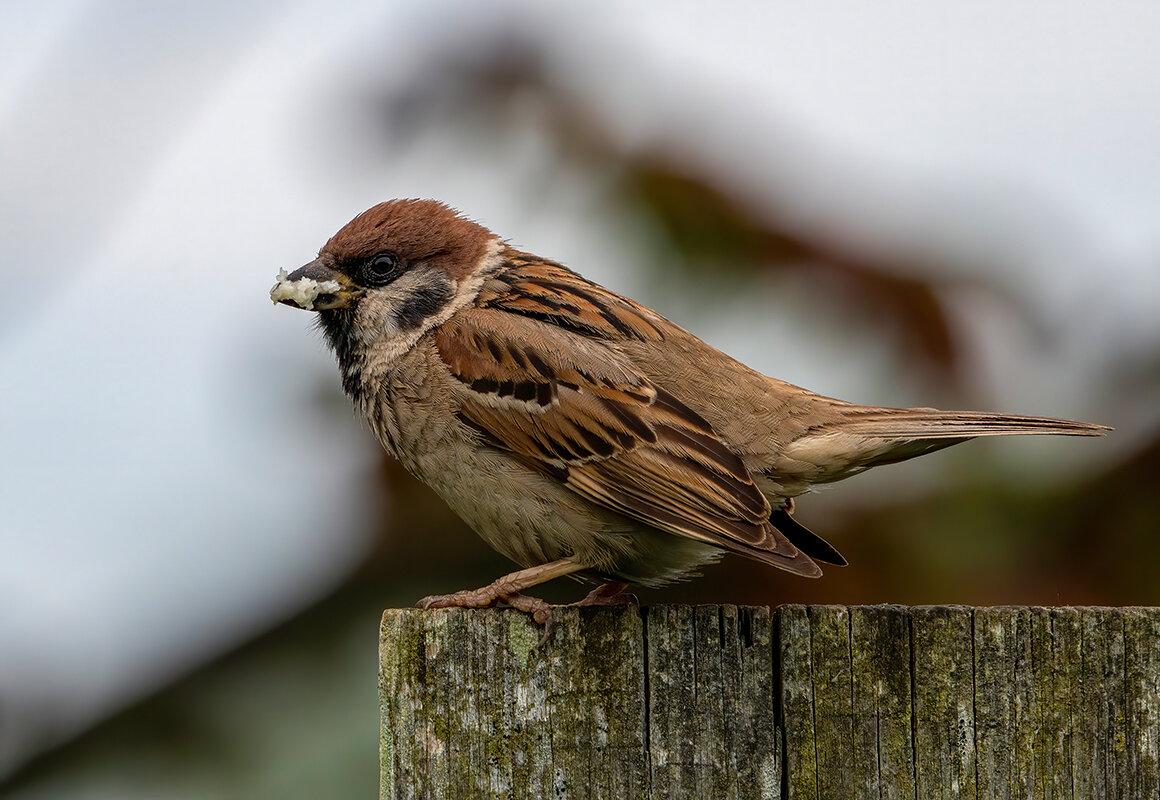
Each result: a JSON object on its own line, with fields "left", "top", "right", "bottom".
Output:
{"left": 646, "top": 605, "right": 779, "bottom": 799}
{"left": 778, "top": 604, "right": 814, "bottom": 800}
{"left": 912, "top": 605, "right": 976, "bottom": 799}
{"left": 849, "top": 604, "right": 913, "bottom": 799}
{"left": 1125, "top": 607, "right": 1160, "bottom": 798}
{"left": 380, "top": 605, "right": 1160, "bottom": 799}
{"left": 973, "top": 606, "right": 1030, "bottom": 799}
{"left": 809, "top": 605, "right": 854, "bottom": 800}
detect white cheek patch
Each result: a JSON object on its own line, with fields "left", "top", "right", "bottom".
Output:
{"left": 354, "top": 239, "right": 507, "bottom": 365}
{"left": 269, "top": 269, "right": 343, "bottom": 311}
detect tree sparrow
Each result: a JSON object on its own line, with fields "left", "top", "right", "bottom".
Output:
{"left": 272, "top": 200, "right": 1108, "bottom": 623}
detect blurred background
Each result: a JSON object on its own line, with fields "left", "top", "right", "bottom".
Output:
{"left": 2, "top": 0, "right": 1159, "bottom": 796}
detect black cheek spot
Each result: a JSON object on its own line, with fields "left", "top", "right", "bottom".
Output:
{"left": 393, "top": 281, "right": 454, "bottom": 330}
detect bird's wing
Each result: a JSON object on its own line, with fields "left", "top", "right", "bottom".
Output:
{"left": 434, "top": 271, "right": 821, "bottom": 578}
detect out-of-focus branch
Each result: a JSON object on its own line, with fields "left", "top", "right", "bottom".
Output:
{"left": 371, "top": 33, "right": 1021, "bottom": 389}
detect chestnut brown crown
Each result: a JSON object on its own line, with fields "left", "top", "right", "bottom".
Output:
{"left": 320, "top": 199, "right": 495, "bottom": 283}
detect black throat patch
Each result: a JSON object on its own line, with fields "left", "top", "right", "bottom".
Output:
{"left": 317, "top": 309, "right": 367, "bottom": 402}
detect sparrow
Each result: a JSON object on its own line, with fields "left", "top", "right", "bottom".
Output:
{"left": 271, "top": 199, "right": 1109, "bottom": 624}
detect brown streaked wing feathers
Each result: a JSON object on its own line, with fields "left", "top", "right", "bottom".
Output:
{"left": 434, "top": 301, "right": 821, "bottom": 577}
{"left": 481, "top": 257, "right": 669, "bottom": 342}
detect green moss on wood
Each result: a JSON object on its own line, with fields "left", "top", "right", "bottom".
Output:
{"left": 381, "top": 605, "right": 1160, "bottom": 799}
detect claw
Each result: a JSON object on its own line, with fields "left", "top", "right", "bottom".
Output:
{"left": 413, "top": 557, "right": 587, "bottom": 644}
{"left": 572, "top": 581, "right": 637, "bottom": 609}
{"left": 416, "top": 587, "right": 555, "bottom": 643}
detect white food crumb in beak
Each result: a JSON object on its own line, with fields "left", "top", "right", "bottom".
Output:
{"left": 269, "top": 268, "right": 343, "bottom": 311}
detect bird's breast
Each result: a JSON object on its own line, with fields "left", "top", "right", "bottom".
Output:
{"left": 351, "top": 343, "right": 466, "bottom": 473}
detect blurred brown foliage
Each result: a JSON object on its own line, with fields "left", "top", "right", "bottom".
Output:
{"left": 380, "top": 35, "right": 988, "bottom": 388}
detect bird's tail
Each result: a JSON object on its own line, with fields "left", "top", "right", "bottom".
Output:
{"left": 769, "top": 508, "right": 847, "bottom": 566}
{"left": 780, "top": 406, "right": 1110, "bottom": 478}
{"left": 834, "top": 408, "right": 1109, "bottom": 440}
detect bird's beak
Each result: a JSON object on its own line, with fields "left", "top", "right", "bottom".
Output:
{"left": 270, "top": 259, "right": 360, "bottom": 311}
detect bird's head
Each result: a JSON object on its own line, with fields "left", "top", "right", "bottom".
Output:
{"left": 271, "top": 199, "right": 499, "bottom": 359}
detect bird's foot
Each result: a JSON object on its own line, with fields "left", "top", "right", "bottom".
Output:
{"left": 572, "top": 581, "right": 637, "bottom": 609}
{"left": 417, "top": 585, "right": 554, "bottom": 642}
{"left": 417, "top": 586, "right": 551, "bottom": 623}
{"left": 415, "top": 558, "right": 587, "bottom": 645}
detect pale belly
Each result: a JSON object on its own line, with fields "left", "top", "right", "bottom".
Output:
{"left": 361, "top": 353, "right": 726, "bottom": 588}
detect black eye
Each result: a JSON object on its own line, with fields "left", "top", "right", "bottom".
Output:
{"left": 362, "top": 252, "right": 403, "bottom": 286}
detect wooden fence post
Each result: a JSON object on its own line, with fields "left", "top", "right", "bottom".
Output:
{"left": 379, "top": 605, "right": 1160, "bottom": 799}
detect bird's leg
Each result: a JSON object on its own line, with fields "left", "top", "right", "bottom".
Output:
{"left": 416, "top": 557, "right": 584, "bottom": 632}
{"left": 572, "top": 581, "right": 637, "bottom": 608}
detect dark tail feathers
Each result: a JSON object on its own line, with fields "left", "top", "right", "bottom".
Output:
{"left": 770, "top": 509, "right": 847, "bottom": 567}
